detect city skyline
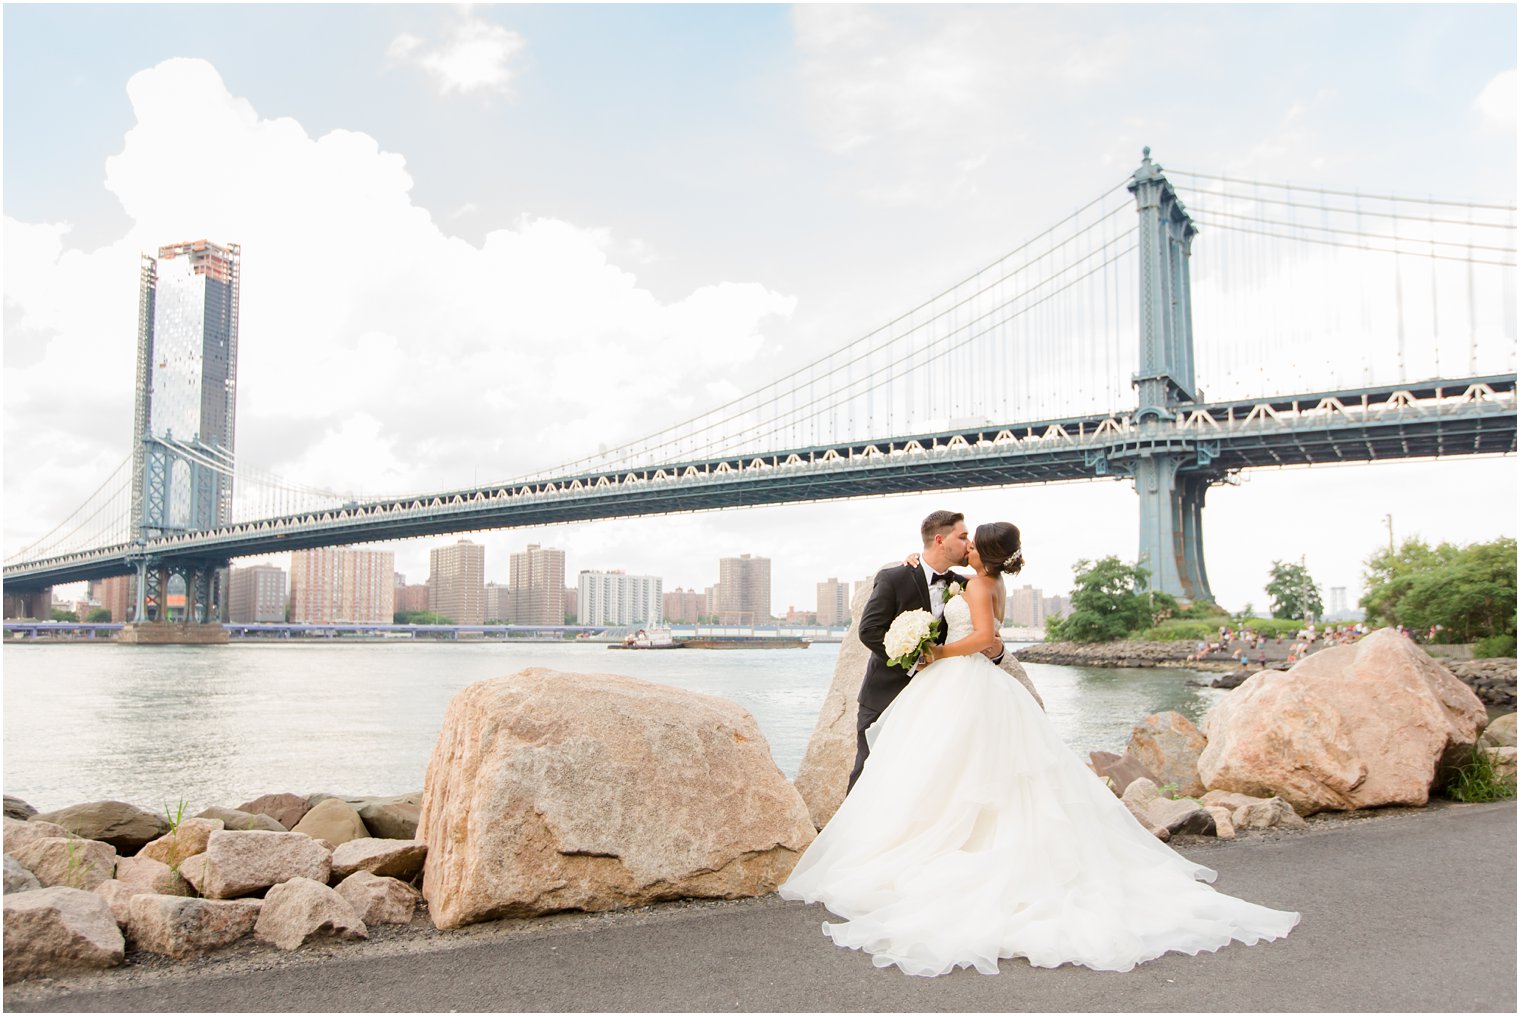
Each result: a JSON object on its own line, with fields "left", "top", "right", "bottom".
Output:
{"left": 3, "top": 6, "right": 1514, "bottom": 614}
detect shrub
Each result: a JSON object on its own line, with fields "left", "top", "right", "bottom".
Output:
{"left": 1137, "top": 621, "right": 1217, "bottom": 642}
{"left": 1474, "top": 634, "right": 1517, "bottom": 659}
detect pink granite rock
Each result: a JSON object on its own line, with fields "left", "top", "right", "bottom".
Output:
{"left": 3, "top": 886, "right": 124, "bottom": 981}
{"left": 418, "top": 668, "right": 817, "bottom": 929}
{"left": 253, "top": 877, "right": 366, "bottom": 950}
{"left": 181, "top": 830, "right": 331, "bottom": 899}
{"left": 126, "top": 894, "right": 262, "bottom": 958}
{"left": 330, "top": 838, "right": 427, "bottom": 882}
{"left": 1199, "top": 628, "right": 1488, "bottom": 814}
{"left": 334, "top": 870, "right": 420, "bottom": 926}
{"left": 1125, "top": 711, "right": 1209, "bottom": 798}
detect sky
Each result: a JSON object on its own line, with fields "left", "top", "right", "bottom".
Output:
{"left": 4, "top": 3, "right": 1516, "bottom": 617}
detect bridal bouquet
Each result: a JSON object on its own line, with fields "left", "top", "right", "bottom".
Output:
{"left": 884, "top": 608, "right": 941, "bottom": 671}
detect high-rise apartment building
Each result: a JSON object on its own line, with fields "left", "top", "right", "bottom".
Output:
{"left": 578, "top": 570, "right": 662, "bottom": 627}
{"left": 663, "top": 587, "right": 706, "bottom": 624}
{"left": 509, "top": 545, "right": 566, "bottom": 626}
{"left": 396, "top": 584, "right": 430, "bottom": 615}
{"left": 1043, "top": 594, "right": 1072, "bottom": 623}
{"left": 131, "top": 240, "right": 241, "bottom": 539}
{"left": 816, "top": 578, "right": 851, "bottom": 627}
{"left": 717, "top": 554, "right": 771, "bottom": 625}
{"left": 484, "top": 582, "right": 510, "bottom": 623}
{"left": 428, "top": 540, "right": 486, "bottom": 625}
{"left": 90, "top": 576, "right": 135, "bottom": 622}
{"left": 562, "top": 587, "right": 577, "bottom": 622}
{"left": 1008, "top": 584, "right": 1046, "bottom": 628}
{"left": 289, "top": 547, "right": 394, "bottom": 623}
{"left": 229, "top": 565, "right": 287, "bottom": 623}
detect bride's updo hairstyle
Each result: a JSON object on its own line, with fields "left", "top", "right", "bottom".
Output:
{"left": 974, "top": 522, "right": 1024, "bottom": 577}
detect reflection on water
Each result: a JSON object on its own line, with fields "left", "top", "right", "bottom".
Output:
{"left": 2, "top": 641, "right": 1224, "bottom": 812}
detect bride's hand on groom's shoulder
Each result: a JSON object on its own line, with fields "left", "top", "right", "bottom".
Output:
{"left": 903, "top": 552, "right": 921, "bottom": 568}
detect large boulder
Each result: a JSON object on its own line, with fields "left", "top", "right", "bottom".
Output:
{"left": 358, "top": 794, "right": 422, "bottom": 840}
{"left": 1117, "top": 779, "right": 1171, "bottom": 841}
{"left": 1198, "top": 629, "right": 1488, "bottom": 815}
{"left": 4, "top": 796, "right": 37, "bottom": 821}
{"left": 179, "top": 830, "right": 331, "bottom": 899}
{"left": 1088, "top": 750, "right": 1160, "bottom": 797}
{"left": 330, "top": 838, "right": 427, "bottom": 882}
{"left": 126, "top": 895, "right": 262, "bottom": 958}
{"left": 1479, "top": 712, "right": 1516, "bottom": 749}
{"left": 33, "top": 801, "right": 169, "bottom": 854}
{"left": 792, "top": 573, "right": 1045, "bottom": 828}
{"left": 237, "top": 793, "right": 311, "bottom": 831}
{"left": 92, "top": 879, "right": 137, "bottom": 924}
{"left": 291, "top": 798, "right": 369, "bottom": 846}
{"left": 3, "top": 886, "right": 124, "bottom": 981}
{"left": 139, "top": 817, "right": 224, "bottom": 869}
{"left": 418, "top": 668, "right": 817, "bottom": 930}
{"left": 2, "top": 817, "right": 69, "bottom": 855}
{"left": 196, "top": 806, "right": 286, "bottom": 833}
{"left": 115, "top": 854, "right": 194, "bottom": 898}
{"left": 335, "top": 871, "right": 420, "bottom": 926}
{"left": 9, "top": 836, "right": 117, "bottom": 890}
{"left": 253, "top": 877, "right": 366, "bottom": 950}
{"left": 1125, "top": 711, "right": 1208, "bottom": 798}
{"left": 4, "top": 854, "right": 42, "bottom": 895}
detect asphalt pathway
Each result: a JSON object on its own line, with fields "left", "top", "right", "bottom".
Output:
{"left": 8, "top": 801, "right": 1515, "bottom": 1013}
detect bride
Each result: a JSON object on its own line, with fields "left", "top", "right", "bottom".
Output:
{"left": 779, "top": 522, "right": 1299, "bottom": 977}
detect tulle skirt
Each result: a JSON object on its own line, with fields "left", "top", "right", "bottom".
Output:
{"left": 779, "top": 654, "right": 1299, "bottom": 977}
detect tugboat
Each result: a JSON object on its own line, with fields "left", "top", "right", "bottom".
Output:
{"left": 608, "top": 628, "right": 684, "bottom": 650}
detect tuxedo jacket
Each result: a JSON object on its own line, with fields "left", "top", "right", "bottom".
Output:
{"left": 856, "top": 564, "right": 948, "bottom": 714}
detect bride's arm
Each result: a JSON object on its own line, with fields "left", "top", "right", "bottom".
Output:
{"left": 922, "top": 579, "right": 998, "bottom": 662}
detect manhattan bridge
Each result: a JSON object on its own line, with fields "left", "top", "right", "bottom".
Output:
{"left": 4, "top": 152, "right": 1516, "bottom": 628}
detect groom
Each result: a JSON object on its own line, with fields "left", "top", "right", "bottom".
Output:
{"left": 849, "top": 510, "right": 1003, "bottom": 792}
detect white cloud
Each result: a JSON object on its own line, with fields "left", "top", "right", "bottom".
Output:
{"left": 3, "top": 58, "right": 794, "bottom": 557}
{"left": 1474, "top": 69, "right": 1516, "bottom": 131}
{"left": 387, "top": 12, "right": 526, "bottom": 96}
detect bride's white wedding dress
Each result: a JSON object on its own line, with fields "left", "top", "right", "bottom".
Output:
{"left": 779, "top": 594, "right": 1299, "bottom": 977}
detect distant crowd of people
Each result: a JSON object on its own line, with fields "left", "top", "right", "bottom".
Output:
{"left": 1187, "top": 621, "right": 1378, "bottom": 667}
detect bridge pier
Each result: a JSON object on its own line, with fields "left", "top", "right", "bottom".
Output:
{"left": 3, "top": 588, "right": 53, "bottom": 620}
{"left": 1126, "top": 149, "right": 1216, "bottom": 603}
{"left": 1131, "top": 455, "right": 1215, "bottom": 603}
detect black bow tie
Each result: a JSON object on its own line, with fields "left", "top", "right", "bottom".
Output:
{"left": 929, "top": 571, "right": 954, "bottom": 585}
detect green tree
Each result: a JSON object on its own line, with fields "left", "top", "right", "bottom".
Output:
{"left": 394, "top": 610, "right": 455, "bottom": 625}
{"left": 86, "top": 608, "right": 113, "bottom": 623}
{"left": 1363, "top": 537, "right": 1515, "bottom": 643}
{"left": 1047, "top": 557, "right": 1152, "bottom": 642}
{"left": 49, "top": 608, "right": 79, "bottom": 622}
{"left": 1265, "top": 560, "right": 1323, "bottom": 620}
{"left": 1360, "top": 538, "right": 1458, "bottom": 626}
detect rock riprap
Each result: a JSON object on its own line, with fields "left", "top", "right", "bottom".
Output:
{"left": 237, "top": 793, "right": 311, "bottom": 830}
{"left": 330, "top": 837, "right": 427, "bottom": 882}
{"left": 1199, "top": 628, "right": 1487, "bottom": 814}
{"left": 179, "top": 830, "right": 331, "bottom": 899}
{"left": 4, "top": 854, "right": 42, "bottom": 895}
{"left": 115, "top": 854, "right": 194, "bottom": 897}
{"left": 253, "top": 876, "right": 366, "bottom": 950}
{"left": 126, "top": 895, "right": 262, "bottom": 958}
{"left": 418, "top": 668, "right": 817, "bottom": 930}
{"left": 291, "top": 798, "right": 369, "bottom": 846}
{"left": 793, "top": 571, "right": 1045, "bottom": 828}
{"left": 196, "top": 806, "right": 286, "bottom": 833}
{"left": 3, "top": 886, "right": 125, "bottom": 981}
{"left": 139, "top": 817, "right": 223, "bottom": 869}
{"left": 335, "top": 871, "right": 420, "bottom": 925}
{"left": 32, "top": 801, "right": 168, "bottom": 854}
{"left": 1125, "top": 711, "right": 1209, "bottom": 798}
{"left": 9, "top": 836, "right": 117, "bottom": 890}
{"left": 358, "top": 794, "right": 422, "bottom": 839}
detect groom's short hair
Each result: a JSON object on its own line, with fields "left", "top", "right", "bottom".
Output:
{"left": 920, "top": 510, "right": 964, "bottom": 547}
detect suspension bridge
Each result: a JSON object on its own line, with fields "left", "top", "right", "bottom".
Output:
{"left": 4, "top": 150, "right": 1515, "bottom": 625}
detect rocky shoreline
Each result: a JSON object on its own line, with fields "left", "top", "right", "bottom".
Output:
{"left": 4, "top": 626, "right": 1515, "bottom": 988}
{"left": 1016, "top": 639, "right": 1518, "bottom": 708}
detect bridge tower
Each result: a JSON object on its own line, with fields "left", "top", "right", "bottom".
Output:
{"left": 1120, "top": 149, "right": 1217, "bottom": 603}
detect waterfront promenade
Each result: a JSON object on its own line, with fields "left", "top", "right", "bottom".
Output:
{"left": 8, "top": 800, "right": 1513, "bottom": 1013}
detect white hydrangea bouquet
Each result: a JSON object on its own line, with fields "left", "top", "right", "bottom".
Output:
{"left": 884, "top": 608, "right": 942, "bottom": 671}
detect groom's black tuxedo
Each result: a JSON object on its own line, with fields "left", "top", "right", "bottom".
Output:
{"left": 857, "top": 563, "right": 944, "bottom": 714}
{"left": 848, "top": 563, "right": 950, "bottom": 791}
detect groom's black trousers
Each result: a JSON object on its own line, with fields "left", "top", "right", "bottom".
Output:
{"left": 847, "top": 703, "right": 883, "bottom": 794}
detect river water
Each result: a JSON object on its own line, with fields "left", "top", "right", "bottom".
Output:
{"left": 1, "top": 641, "right": 1228, "bottom": 813}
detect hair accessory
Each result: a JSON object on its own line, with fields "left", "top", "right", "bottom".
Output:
{"left": 1004, "top": 549, "right": 1024, "bottom": 568}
